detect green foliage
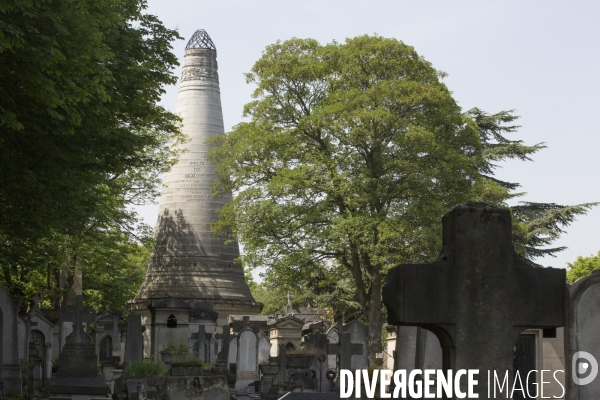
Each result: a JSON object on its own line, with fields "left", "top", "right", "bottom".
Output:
{"left": 209, "top": 35, "right": 485, "bottom": 360}
{"left": 211, "top": 35, "right": 596, "bottom": 366}
{"left": 466, "top": 108, "right": 597, "bottom": 265}
{"left": 567, "top": 252, "right": 600, "bottom": 283}
{"left": 0, "top": 0, "right": 185, "bottom": 305}
{"left": 124, "top": 361, "right": 168, "bottom": 378}
{"left": 162, "top": 340, "right": 190, "bottom": 354}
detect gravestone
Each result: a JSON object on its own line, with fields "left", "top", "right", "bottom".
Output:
{"left": 48, "top": 295, "right": 108, "bottom": 396}
{"left": 124, "top": 313, "right": 143, "bottom": 363}
{"left": 303, "top": 332, "right": 331, "bottom": 392}
{"left": 215, "top": 324, "right": 232, "bottom": 365}
{"left": 327, "top": 332, "right": 363, "bottom": 371}
{"left": 326, "top": 325, "right": 339, "bottom": 380}
{"left": 236, "top": 317, "right": 259, "bottom": 389}
{"left": 383, "top": 202, "right": 567, "bottom": 397}
{"left": 228, "top": 336, "right": 238, "bottom": 371}
{"left": 341, "top": 320, "right": 368, "bottom": 370}
{"left": 0, "top": 286, "right": 22, "bottom": 396}
{"left": 567, "top": 269, "right": 600, "bottom": 400}
{"left": 258, "top": 334, "right": 271, "bottom": 365}
{"left": 191, "top": 324, "right": 206, "bottom": 362}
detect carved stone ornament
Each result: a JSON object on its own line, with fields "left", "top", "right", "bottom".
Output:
{"left": 181, "top": 67, "right": 219, "bottom": 83}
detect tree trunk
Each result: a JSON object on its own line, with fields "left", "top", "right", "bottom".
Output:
{"left": 366, "top": 272, "right": 383, "bottom": 366}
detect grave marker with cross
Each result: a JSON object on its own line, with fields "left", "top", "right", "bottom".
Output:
{"left": 60, "top": 295, "right": 95, "bottom": 346}
{"left": 191, "top": 325, "right": 206, "bottom": 362}
{"left": 327, "top": 331, "right": 363, "bottom": 371}
{"left": 215, "top": 324, "right": 232, "bottom": 364}
{"left": 383, "top": 202, "right": 567, "bottom": 397}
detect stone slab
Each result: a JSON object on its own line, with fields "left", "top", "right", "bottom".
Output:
{"left": 48, "top": 375, "right": 109, "bottom": 396}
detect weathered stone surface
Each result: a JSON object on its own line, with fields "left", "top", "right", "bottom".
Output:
{"left": 56, "top": 296, "right": 98, "bottom": 377}
{"left": 328, "top": 332, "right": 362, "bottom": 371}
{"left": 126, "top": 378, "right": 158, "bottom": 400}
{"left": 236, "top": 328, "right": 259, "bottom": 389}
{"left": 340, "top": 320, "right": 368, "bottom": 370}
{"left": 383, "top": 202, "right": 567, "bottom": 397}
{"left": 258, "top": 334, "right": 271, "bottom": 365}
{"left": 152, "top": 375, "right": 229, "bottom": 400}
{"left": 133, "top": 30, "right": 256, "bottom": 305}
{"left": 47, "top": 375, "right": 108, "bottom": 396}
{"left": 124, "top": 313, "right": 143, "bottom": 363}
{"left": 0, "top": 285, "right": 22, "bottom": 396}
{"left": 567, "top": 270, "right": 600, "bottom": 400}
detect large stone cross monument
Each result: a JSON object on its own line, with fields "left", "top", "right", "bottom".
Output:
{"left": 383, "top": 202, "right": 567, "bottom": 398}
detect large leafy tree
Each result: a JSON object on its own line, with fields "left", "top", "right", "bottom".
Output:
{"left": 211, "top": 36, "right": 595, "bottom": 364}
{"left": 210, "top": 36, "right": 486, "bottom": 361}
{"left": 0, "top": 0, "right": 182, "bottom": 242}
{"left": 0, "top": 0, "right": 184, "bottom": 305}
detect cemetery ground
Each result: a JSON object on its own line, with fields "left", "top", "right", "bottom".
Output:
{"left": 2, "top": 203, "right": 600, "bottom": 399}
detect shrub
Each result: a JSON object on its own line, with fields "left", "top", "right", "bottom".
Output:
{"left": 124, "top": 361, "right": 168, "bottom": 378}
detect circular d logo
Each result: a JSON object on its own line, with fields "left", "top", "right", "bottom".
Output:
{"left": 573, "top": 351, "right": 599, "bottom": 385}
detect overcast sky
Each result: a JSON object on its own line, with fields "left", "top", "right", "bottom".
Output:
{"left": 139, "top": 0, "right": 600, "bottom": 271}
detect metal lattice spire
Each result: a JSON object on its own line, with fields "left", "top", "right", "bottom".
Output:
{"left": 185, "top": 29, "right": 216, "bottom": 51}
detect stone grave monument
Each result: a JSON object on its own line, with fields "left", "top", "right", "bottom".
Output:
{"left": 236, "top": 317, "right": 259, "bottom": 389}
{"left": 48, "top": 295, "right": 108, "bottom": 397}
{"left": 383, "top": 202, "right": 567, "bottom": 397}
{"left": 567, "top": 269, "right": 600, "bottom": 399}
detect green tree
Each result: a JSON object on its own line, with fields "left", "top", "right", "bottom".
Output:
{"left": 212, "top": 36, "right": 596, "bottom": 365}
{"left": 0, "top": 0, "right": 183, "bottom": 244}
{"left": 210, "top": 36, "right": 488, "bottom": 361}
{"left": 567, "top": 252, "right": 600, "bottom": 283}
{"left": 0, "top": 0, "right": 184, "bottom": 303}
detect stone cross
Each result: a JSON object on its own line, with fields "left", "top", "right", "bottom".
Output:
{"left": 383, "top": 202, "right": 567, "bottom": 397}
{"left": 62, "top": 295, "right": 94, "bottom": 345}
{"left": 327, "top": 332, "right": 363, "bottom": 370}
{"left": 215, "top": 324, "right": 232, "bottom": 362}
{"left": 73, "top": 268, "right": 83, "bottom": 296}
{"left": 191, "top": 325, "right": 206, "bottom": 361}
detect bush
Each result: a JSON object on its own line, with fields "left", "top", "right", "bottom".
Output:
{"left": 124, "top": 361, "right": 168, "bottom": 378}
{"left": 162, "top": 340, "right": 190, "bottom": 355}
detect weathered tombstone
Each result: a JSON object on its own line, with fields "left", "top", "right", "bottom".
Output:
{"left": 191, "top": 324, "right": 206, "bottom": 362}
{"left": 340, "top": 320, "right": 368, "bottom": 370}
{"left": 383, "top": 202, "right": 567, "bottom": 397}
{"left": 327, "top": 332, "right": 363, "bottom": 371}
{"left": 48, "top": 295, "right": 108, "bottom": 396}
{"left": 567, "top": 269, "right": 600, "bottom": 399}
{"left": 124, "top": 313, "right": 143, "bottom": 363}
{"left": 236, "top": 317, "right": 259, "bottom": 389}
{"left": 303, "top": 332, "right": 330, "bottom": 392}
{"left": 258, "top": 334, "right": 271, "bottom": 365}
{"left": 215, "top": 324, "right": 232, "bottom": 366}
{"left": 326, "top": 325, "right": 339, "bottom": 378}
{"left": 228, "top": 336, "right": 238, "bottom": 371}
{"left": 0, "top": 286, "right": 22, "bottom": 396}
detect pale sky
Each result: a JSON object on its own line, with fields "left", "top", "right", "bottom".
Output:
{"left": 138, "top": 0, "right": 600, "bottom": 271}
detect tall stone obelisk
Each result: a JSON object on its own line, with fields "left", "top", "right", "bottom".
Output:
{"left": 131, "top": 30, "right": 260, "bottom": 327}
